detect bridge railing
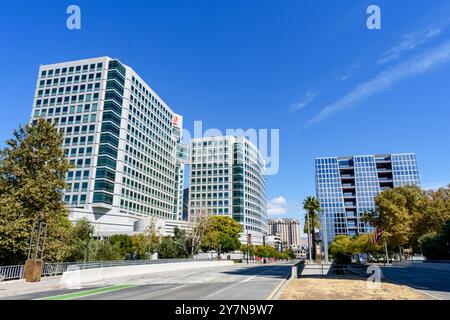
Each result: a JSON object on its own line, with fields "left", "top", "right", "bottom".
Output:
{"left": 0, "top": 265, "right": 24, "bottom": 281}
{"left": 297, "top": 263, "right": 368, "bottom": 277}
{"left": 1, "top": 258, "right": 210, "bottom": 281}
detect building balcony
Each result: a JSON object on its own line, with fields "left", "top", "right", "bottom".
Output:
{"left": 375, "top": 157, "right": 391, "bottom": 163}
{"left": 379, "top": 181, "right": 394, "bottom": 188}
{"left": 343, "top": 193, "right": 356, "bottom": 198}
{"left": 346, "top": 212, "right": 357, "bottom": 218}
{"left": 342, "top": 183, "right": 355, "bottom": 188}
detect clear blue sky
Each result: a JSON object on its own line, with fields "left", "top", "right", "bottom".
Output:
{"left": 1, "top": 1, "right": 449, "bottom": 226}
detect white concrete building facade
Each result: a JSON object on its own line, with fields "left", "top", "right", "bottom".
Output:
{"left": 188, "top": 136, "right": 267, "bottom": 244}
{"left": 30, "top": 57, "right": 187, "bottom": 235}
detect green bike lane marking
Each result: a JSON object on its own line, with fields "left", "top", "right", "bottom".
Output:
{"left": 38, "top": 284, "right": 136, "bottom": 300}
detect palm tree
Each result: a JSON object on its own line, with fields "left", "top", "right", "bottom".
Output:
{"left": 303, "top": 196, "right": 321, "bottom": 260}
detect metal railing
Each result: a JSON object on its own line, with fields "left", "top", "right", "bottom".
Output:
{"left": 299, "top": 263, "right": 368, "bottom": 277}
{"left": 73, "top": 258, "right": 205, "bottom": 270}
{"left": 0, "top": 265, "right": 24, "bottom": 281}
{"left": 1, "top": 258, "right": 210, "bottom": 281}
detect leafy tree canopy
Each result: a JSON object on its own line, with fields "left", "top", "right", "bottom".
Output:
{"left": 0, "top": 119, "right": 73, "bottom": 264}
{"left": 201, "top": 216, "right": 242, "bottom": 253}
{"left": 365, "top": 185, "right": 450, "bottom": 251}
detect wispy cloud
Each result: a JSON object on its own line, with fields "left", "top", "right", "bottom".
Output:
{"left": 267, "top": 196, "right": 288, "bottom": 215}
{"left": 336, "top": 64, "right": 359, "bottom": 81}
{"left": 378, "top": 26, "right": 444, "bottom": 65}
{"left": 290, "top": 90, "right": 318, "bottom": 112}
{"left": 307, "top": 40, "right": 450, "bottom": 125}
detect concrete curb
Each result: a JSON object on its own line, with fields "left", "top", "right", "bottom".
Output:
{"left": 266, "top": 262, "right": 301, "bottom": 300}
{"left": 266, "top": 275, "right": 291, "bottom": 300}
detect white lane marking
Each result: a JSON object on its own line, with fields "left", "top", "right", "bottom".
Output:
{"left": 200, "top": 265, "right": 287, "bottom": 299}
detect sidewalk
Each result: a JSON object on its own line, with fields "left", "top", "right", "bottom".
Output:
{"left": 0, "top": 276, "right": 65, "bottom": 299}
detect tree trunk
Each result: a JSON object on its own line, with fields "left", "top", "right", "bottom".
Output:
{"left": 310, "top": 212, "right": 317, "bottom": 260}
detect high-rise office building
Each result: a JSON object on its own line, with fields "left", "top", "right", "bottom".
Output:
{"left": 189, "top": 136, "right": 267, "bottom": 244}
{"left": 267, "top": 218, "right": 301, "bottom": 248}
{"left": 315, "top": 153, "right": 420, "bottom": 245}
{"left": 30, "top": 57, "right": 187, "bottom": 234}
{"left": 172, "top": 115, "right": 190, "bottom": 221}
{"left": 182, "top": 187, "right": 189, "bottom": 221}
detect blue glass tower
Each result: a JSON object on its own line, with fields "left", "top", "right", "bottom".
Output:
{"left": 315, "top": 153, "right": 420, "bottom": 245}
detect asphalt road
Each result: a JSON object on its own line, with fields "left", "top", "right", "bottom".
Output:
{"left": 381, "top": 263, "right": 450, "bottom": 300}
{"left": 6, "top": 263, "right": 292, "bottom": 300}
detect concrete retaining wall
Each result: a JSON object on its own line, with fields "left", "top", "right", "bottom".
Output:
{"left": 299, "top": 264, "right": 332, "bottom": 276}
{"left": 60, "top": 261, "right": 234, "bottom": 286}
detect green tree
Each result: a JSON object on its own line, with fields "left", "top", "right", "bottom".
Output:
{"left": 0, "top": 119, "right": 74, "bottom": 265}
{"left": 350, "top": 234, "right": 382, "bottom": 256}
{"left": 158, "top": 236, "right": 178, "bottom": 259}
{"left": 90, "top": 239, "right": 122, "bottom": 261}
{"left": 173, "top": 227, "right": 191, "bottom": 258}
{"left": 364, "top": 185, "right": 448, "bottom": 252}
{"left": 109, "top": 234, "right": 133, "bottom": 258}
{"left": 415, "top": 186, "right": 450, "bottom": 247}
{"left": 419, "top": 232, "right": 447, "bottom": 260}
{"left": 329, "top": 233, "right": 382, "bottom": 264}
{"left": 202, "top": 216, "right": 242, "bottom": 254}
{"left": 131, "top": 234, "right": 151, "bottom": 259}
{"left": 303, "top": 196, "right": 321, "bottom": 260}
{"left": 419, "top": 219, "right": 450, "bottom": 260}
{"left": 284, "top": 248, "right": 296, "bottom": 259}
{"left": 442, "top": 219, "right": 450, "bottom": 244}
{"left": 68, "top": 218, "right": 94, "bottom": 262}
{"left": 372, "top": 187, "right": 413, "bottom": 249}
{"left": 254, "top": 245, "right": 283, "bottom": 259}
{"left": 402, "top": 186, "right": 432, "bottom": 250}
{"left": 329, "top": 235, "right": 353, "bottom": 264}
{"left": 240, "top": 243, "right": 255, "bottom": 258}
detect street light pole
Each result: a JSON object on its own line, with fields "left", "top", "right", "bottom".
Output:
{"left": 323, "top": 212, "right": 329, "bottom": 264}
{"left": 85, "top": 231, "right": 92, "bottom": 264}
{"left": 307, "top": 212, "right": 312, "bottom": 264}
{"left": 246, "top": 228, "right": 249, "bottom": 265}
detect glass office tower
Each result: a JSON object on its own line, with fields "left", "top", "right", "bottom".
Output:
{"left": 30, "top": 57, "right": 186, "bottom": 234}
{"left": 189, "top": 136, "right": 267, "bottom": 244}
{"left": 315, "top": 153, "right": 420, "bottom": 245}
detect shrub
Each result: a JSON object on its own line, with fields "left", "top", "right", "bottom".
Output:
{"left": 419, "top": 232, "right": 448, "bottom": 260}
{"left": 329, "top": 235, "right": 352, "bottom": 264}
